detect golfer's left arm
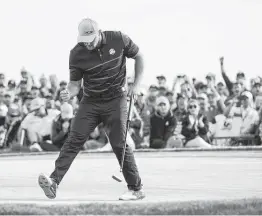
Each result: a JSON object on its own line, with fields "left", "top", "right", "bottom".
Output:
{"left": 121, "top": 32, "right": 144, "bottom": 89}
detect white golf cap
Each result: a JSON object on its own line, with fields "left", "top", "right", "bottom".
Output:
{"left": 77, "top": 18, "right": 99, "bottom": 43}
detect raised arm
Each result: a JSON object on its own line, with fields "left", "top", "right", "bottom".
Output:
{"left": 220, "top": 57, "right": 233, "bottom": 95}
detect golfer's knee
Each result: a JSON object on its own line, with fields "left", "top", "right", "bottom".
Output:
{"left": 64, "top": 131, "right": 88, "bottom": 149}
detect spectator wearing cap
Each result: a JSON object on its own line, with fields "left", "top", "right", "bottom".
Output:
{"left": 141, "top": 96, "right": 177, "bottom": 149}
{"left": 197, "top": 82, "right": 208, "bottom": 95}
{"left": 156, "top": 75, "right": 167, "bottom": 89}
{"left": 21, "top": 92, "right": 34, "bottom": 115}
{"left": 224, "top": 91, "right": 259, "bottom": 143}
{"left": 6, "top": 80, "right": 16, "bottom": 98}
{"left": 181, "top": 99, "right": 211, "bottom": 148}
{"left": 172, "top": 93, "right": 187, "bottom": 122}
{"left": 145, "top": 84, "right": 158, "bottom": 111}
{"left": 158, "top": 86, "right": 167, "bottom": 96}
{"left": 18, "top": 98, "right": 52, "bottom": 151}
{"left": 238, "top": 91, "right": 259, "bottom": 135}
{"left": 51, "top": 103, "right": 74, "bottom": 150}
{"left": 55, "top": 81, "right": 67, "bottom": 102}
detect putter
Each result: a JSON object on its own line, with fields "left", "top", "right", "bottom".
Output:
{"left": 112, "top": 93, "right": 134, "bottom": 182}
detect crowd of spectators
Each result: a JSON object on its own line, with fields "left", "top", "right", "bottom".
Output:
{"left": 0, "top": 56, "right": 261, "bottom": 152}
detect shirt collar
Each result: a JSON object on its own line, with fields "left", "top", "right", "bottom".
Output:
{"left": 101, "top": 31, "right": 106, "bottom": 45}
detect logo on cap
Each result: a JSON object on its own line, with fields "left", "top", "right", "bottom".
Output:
{"left": 109, "top": 48, "right": 115, "bottom": 55}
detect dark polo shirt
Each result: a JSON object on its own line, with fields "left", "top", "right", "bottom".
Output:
{"left": 69, "top": 31, "right": 139, "bottom": 100}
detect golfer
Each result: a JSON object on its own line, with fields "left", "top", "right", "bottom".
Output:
{"left": 38, "top": 18, "right": 145, "bottom": 201}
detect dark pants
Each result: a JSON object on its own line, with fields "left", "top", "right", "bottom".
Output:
{"left": 50, "top": 92, "right": 142, "bottom": 191}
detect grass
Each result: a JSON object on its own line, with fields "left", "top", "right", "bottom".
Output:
{"left": 0, "top": 198, "right": 262, "bottom": 215}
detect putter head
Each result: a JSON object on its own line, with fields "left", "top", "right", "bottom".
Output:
{"left": 112, "top": 175, "right": 122, "bottom": 182}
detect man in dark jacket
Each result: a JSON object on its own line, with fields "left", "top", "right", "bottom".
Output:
{"left": 142, "top": 96, "right": 177, "bottom": 149}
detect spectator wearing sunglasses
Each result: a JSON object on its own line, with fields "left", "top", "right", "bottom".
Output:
{"left": 181, "top": 99, "right": 211, "bottom": 148}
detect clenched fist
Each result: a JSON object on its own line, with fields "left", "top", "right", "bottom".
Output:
{"left": 60, "top": 89, "right": 71, "bottom": 102}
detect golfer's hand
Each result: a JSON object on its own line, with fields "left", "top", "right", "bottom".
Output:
{"left": 60, "top": 89, "right": 71, "bottom": 102}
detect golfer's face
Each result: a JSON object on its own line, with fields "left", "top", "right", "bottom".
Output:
{"left": 84, "top": 35, "right": 99, "bottom": 50}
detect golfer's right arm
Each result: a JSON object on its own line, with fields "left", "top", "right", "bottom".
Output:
{"left": 64, "top": 51, "right": 83, "bottom": 100}
{"left": 66, "top": 79, "right": 82, "bottom": 99}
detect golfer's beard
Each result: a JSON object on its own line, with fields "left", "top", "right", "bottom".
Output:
{"left": 85, "top": 43, "right": 97, "bottom": 50}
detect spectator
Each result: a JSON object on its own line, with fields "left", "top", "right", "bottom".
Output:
{"left": 134, "top": 89, "right": 152, "bottom": 133}
{"left": 20, "top": 68, "right": 34, "bottom": 92}
{"left": 156, "top": 75, "right": 167, "bottom": 89}
{"left": 197, "top": 93, "right": 209, "bottom": 115}
{"left": 0, "top": 73, "right": 5, "bottom": 86}
{"left": 145, "top": 85, "right": 158, "bottom": 111}
{"left": 180, "top": 76, "right": 197, "bottom": 99}
{"left": 181, "top": 99, "right": 211, "bottom": 148}
{"left": 45, "top": 94, "right": 60, "bottom": 118}
{"left": 17, "top": 80, "right": 29, "bottom": 103}
{"left": 55, "top": 81, "right": 67, "bottom": 102}
{"left": 216, "top": 81, "right": 228, "bottom": 102}
{"left": 141, "top": 96, "right": 177, "bottom": 149}
{"left": 205, "top": 83, "right": 226, "bottom": 123}
{"left": 165, "top": 91, "right": 175, "bottom": 105}
{"left": 4, "top": 92, "right": 13, "bottom": 108}
{"left": 31, "top": 85, "right": 40, "bottom": 99}
{"left": 220, "top": 57, "right": 245, "bottom": 98}
{"left": 18, "top": 98, "right": 53, "bottom": 151}
{"left": 238, "top": 91, "right": 259, "bottom": 136}
{"left": 172, "top": 94, "right": 187, "bottom": 122}
{"left": 0, "top": 84, "right": 5, "bottom": 96}
{"left": 3, "top": 103, "right": 23, "bottom": 148}
{"left": 6, "top": 80, "right": 16, "bottom": 100}
{"left": 51, "top": 103, "right": 74, "bottom": 150}
{"left": 39, "top": 75, "right": 51, "bottom": 98}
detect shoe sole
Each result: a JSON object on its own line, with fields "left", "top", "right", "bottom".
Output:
{"left": 119, "top": 194, "right": 146, "bottom": 201}
{"left": 38, "top": 174, "right": 56, "bottom": 199}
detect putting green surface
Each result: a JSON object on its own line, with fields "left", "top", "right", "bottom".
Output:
{"left": 0, "top": 150, "right": 262, "bottom": 214}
